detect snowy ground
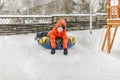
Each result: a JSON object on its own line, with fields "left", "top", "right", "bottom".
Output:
{"left": 0, "top": 28, "right": 120, "bottom": 80}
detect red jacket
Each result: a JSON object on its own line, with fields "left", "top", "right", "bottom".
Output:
{"left": 47, "top": 19, "right": 68, "bottom": 49}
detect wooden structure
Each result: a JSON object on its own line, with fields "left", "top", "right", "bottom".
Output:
{"left": 102, "top": 0, "right": 120, "bottom": 53}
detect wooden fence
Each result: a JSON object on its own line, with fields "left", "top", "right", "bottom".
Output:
{"left": 0, "top": 13, "right": 107, "bottom": 35}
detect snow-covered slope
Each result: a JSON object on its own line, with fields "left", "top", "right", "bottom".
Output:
{"left": 0, "top": 28, "right": 120, "bottom": 80}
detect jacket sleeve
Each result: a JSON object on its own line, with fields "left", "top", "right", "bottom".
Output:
{"left": 47, "top": 30, "right": 56, "bottom": 49}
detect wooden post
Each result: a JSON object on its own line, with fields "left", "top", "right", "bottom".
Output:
{"left": 107, "top": 25, "right": 111, "bottom": 53}
{"left": 107, "top": 0, "right": 110, "bottom": 19}
{"left": 118, "top": 0, "right": 120, "bottom": 17}
{"left": 107, "top": 0, "right": 110, "bottom": 53}
{"left": 110, "top": 25, "right": 118, "bottom": 50}
{"left": 101, "top": 31, "right": 107, "bottom": 51}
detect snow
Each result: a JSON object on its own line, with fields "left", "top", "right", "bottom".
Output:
{"left": 0, "top": 28, "right": 120, "bottom": 80}
{"left": 111, "top": 0, "right": 118, "bottom": 6}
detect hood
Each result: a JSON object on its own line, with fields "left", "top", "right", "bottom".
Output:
{"left": 54, "top": 19, "right": 66, "bottom": 29}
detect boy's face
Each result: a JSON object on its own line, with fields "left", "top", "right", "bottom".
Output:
{"left": 57, "top": 26, "right": 63, "bottom": 32}
{"left": 57, "top": 25, "right": 66, "bottom": 32}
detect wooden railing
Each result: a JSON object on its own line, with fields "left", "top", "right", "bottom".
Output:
{"left": 0, "top": 13, "right": 107, "bottom": 35}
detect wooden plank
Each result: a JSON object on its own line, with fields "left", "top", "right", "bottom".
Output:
{"left": 107, "top": 19, "right": 120, "bottom": 25}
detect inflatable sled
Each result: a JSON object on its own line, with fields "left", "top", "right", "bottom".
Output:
{"left": 35, "top": 31, "right": 76, "bottom": 49}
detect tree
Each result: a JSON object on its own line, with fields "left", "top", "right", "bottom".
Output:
{"left": 0, "top": 2, "right": 4, "bottom": 14}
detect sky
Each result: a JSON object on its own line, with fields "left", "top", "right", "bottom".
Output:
{"left": 0, "top": 28, "right": 120, "bottom": 80}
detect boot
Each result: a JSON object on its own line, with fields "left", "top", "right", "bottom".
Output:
{"left": 51, "top": 49, "right": 55, "bottom": 54}
{"left": 63, "top": 48, "right": 68, "bottom": 55}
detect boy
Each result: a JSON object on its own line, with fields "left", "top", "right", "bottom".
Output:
{"left": 47, "top": 19, "right": 68, "bottom": 55}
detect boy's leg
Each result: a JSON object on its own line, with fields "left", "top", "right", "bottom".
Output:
{"left": 62, "top": 37, "right": 68, "bottom": 55}
{"left": 50, "top": 36, "right": 56, "bottom": 54}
